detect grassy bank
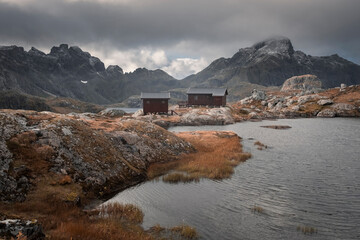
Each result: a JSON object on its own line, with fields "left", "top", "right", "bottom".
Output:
{"left": 0, "top": 171, "right": 198, "bottom": 240}
{"left": 147, "top": 131, "right": 251, "bottom": 183}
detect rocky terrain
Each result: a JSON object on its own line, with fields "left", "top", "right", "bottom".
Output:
{"left": 130, "top": 107, "right": 235, "bottom": 128}
{"left": 0, "top": 109, "right": 197, "bottom": 238}
{"left": 128, "top": 76, "right": 360, "bottom": 128}
{"left": 232, "top": 82, "right": 360, "bottom": 120}
{"left": 181, "top": 37, "right": 360, "bottom": 100}
{"left": 0, "top": 110, "right": 192, "bottom": 202}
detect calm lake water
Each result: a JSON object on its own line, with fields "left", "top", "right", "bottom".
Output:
{"left": 106, "top": 118, "right": 360, "bottom": 240}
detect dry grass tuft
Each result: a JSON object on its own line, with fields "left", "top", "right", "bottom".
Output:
{"left": 53, "top": 219, "right": 153, "bottom": 240}
{"left": 251, "top": 205, "right": 264, "bottom": 213}
{"left": 254, "top": 141, "right": 267, "bottom": 150}
{"left": 162, "top": 172, "right": 200, "bottom": 183}
{"left": 297, "top": 225, "right": 318, "bottom": 234}
{"left": 58, "top": 175, "right": 72, "bottom": 185}
{"left": 149, "top": 224, "right": 165, "bottom": 234}
{"left": 147, "top": 161, "right": 180, "bottom": 180}
{"left": 99, "top": 202, "right": 144, "bottom": 224}
{"left": 147, "top": 131, "right": 251, "bottom": 183}
{"left": 171, "top": 225, "right": 198, "bottom": 239}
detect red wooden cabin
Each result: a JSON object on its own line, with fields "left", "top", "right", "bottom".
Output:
{"left": 141, "top": 92, "right": 170, "bottom": 114}
{"left": 186, "top": 88, "right": 228, "bottom": 107}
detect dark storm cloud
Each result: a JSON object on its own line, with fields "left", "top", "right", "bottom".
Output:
{"left": 0, "top": 0, "right": 359, "bottom": 64}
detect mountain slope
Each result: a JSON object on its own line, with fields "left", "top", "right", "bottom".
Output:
{"left": 181, "top": 37, "right": 360, "bottom": 91}
{"left": 0, "top": 44, "right": 180, "bottom": 104}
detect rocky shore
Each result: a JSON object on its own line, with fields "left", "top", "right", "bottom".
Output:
{"left": 232, "top": 84, "right": 360, "bottom": 121}
{"left": 0, "top": 110, "right": 192, "bottom": 202}
{"left": 129, "top": 107, "right": 235, "bottom": 128}
{"left": 0, "top": 109, "right": 194, "bottom": 239}
{"left": 126, "top": 83, "right": 359, "bottom": 129}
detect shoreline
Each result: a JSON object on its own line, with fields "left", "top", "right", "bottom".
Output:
{"left": 0, "top": 109, "right": 249, "bottom": 239}
{"left": 124, "top": 85, "right": 360, "bottom": 129}
{"left": 0, "top": 85, "right": 359, "bottom": 239}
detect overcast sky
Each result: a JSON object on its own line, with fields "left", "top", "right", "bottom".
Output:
{"left": 1, "top": 0, "right": 359, "bottom": 79}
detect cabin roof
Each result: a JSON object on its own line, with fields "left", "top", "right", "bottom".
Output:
{"left": 140, "top": 92, "right": 170, "bottom": 99}
{"left": 186, "top": 88, "right": 228, "bottom": 96}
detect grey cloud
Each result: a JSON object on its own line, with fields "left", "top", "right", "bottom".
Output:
{"left": 0, "top": 0, "right": 359, "bottom": 64}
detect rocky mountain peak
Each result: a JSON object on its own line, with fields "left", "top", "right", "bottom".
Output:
{"left": 252, "top": 37, "right": 294, "bottom": 55}
{"left": 106, "top": 65, "right": 124, "bottom": 76}
{"left": 0, "top": 46, "right": 25, "bottom": 57}
{"left": 28, "top": 47, "right": 45, "bottom": 56}
{"left": 89, "top": 56, "right": 105, "bottom": 72}
{"left": 69, "top": 46, "right": 91, "bottom": 58}
{"left": 50, "top": 44, "right": 69, "bottom": 55}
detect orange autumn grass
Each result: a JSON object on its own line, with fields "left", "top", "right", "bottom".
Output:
{"left": 147, "top": 131, "right": 251, "bottom": 183}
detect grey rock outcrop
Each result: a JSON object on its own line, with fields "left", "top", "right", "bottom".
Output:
{"left": 331, "top": 103, "right": 356, "bottom": 117}
{"left": 317, "top": 99, "right": 333, "bottom": 106}
{"left": 99, "top": 108, "right": 126, "bottom": 117}
{"left": 317, "top": 109, "right": 336, "bottom": 118}
{"left": 0, "top": 113, "right": 28, "bottom": 202}
{"left": 281, "top": 75, "right": 322, "bottom": 92}
{"left": 180, "top": 107, "right": 234, "bottom": 126}
{"left": 340, "top": 83, "right": 347, "bottom": 91}
{"left": 251, "top": 89, "right": 266, "bottom": 100}
{"left": 0, "top": 219, "right": 45, "bottom": 239}
{"left": 0, "top": 110, "right": 193, "bottom": 202}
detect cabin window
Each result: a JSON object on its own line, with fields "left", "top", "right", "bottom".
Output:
{"left": 161, "top": 100, "right": 165, "bottom": 104}
{"left": 146, "top": 100, "right": 150, "bottom": 104}
{"left": 194, "top": 96, "right": 198, "bottom": 101}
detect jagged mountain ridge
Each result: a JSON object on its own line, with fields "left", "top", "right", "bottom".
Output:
{"left": 0, "top": 44, "right": 179, "bottom": 104}
{"left": 182, "top": 37, "right": 360, "bottom": 90}
{"left": 1, "top": 38, "right": 360, "bottom": 106}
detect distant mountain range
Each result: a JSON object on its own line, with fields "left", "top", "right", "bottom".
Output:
{"left": 1, "top": 37, "right": 360, "bottom": 107}
{"left": 0, "top": 44, "right": 179, "bottom": 105}
{"left": 181, "top": 37, "right": 360, "bottom": 100}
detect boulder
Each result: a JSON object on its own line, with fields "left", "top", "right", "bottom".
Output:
{"left": 281, "top": 75, "right": 322, "bottom": 92}
{"left": 340, "top": 83, "right": 347, "bottom": 91}
{"left": 251, "top": 89, "right": 266, "bottom": 101}
{"left": 317, "top": 109, "right": 336, "bottom": 118}
{"left": 180, "top": 107, "right": 234, "bottom": 125}
{"left": 248, "top": 112, "right": 260, "bottom": 119}
{"left": 317, "top": 99, "right": 333, "bottom": 106}
{"left": 331, "top": 103, "right": 357, "bottom": 117}
{"left": 132, "top": 109, "right": 144, "bottom": 118}
{"left": 99, "top": 108, "right": 126, "bottom": 117}
{"left": 298, "top": 94, "right": 320, "bottom": 105}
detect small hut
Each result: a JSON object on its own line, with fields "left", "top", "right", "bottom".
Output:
{"left": 141, "top": 92, "right": 170, "bottom": 114}
{"left": 186, "top": 88, "right": 228, "bottom": 107}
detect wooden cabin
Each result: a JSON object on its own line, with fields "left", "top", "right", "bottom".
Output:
{"left": 186, "top": 88, "right": 228, "bottom": 107}
{"left": 141, "top": 92, "right": 170, "bottom": 114}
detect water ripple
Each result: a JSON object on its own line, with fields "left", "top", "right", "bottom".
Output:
{"left": 107, "top": 118, "right": 360, "bottom": 240}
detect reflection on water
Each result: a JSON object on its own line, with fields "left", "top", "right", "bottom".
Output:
{"left": 106, "top": 118, "right": 360, "bottom": 240}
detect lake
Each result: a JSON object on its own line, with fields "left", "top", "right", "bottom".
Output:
{"left": 105, "top": 118, "right": 360, "bottom": 240}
